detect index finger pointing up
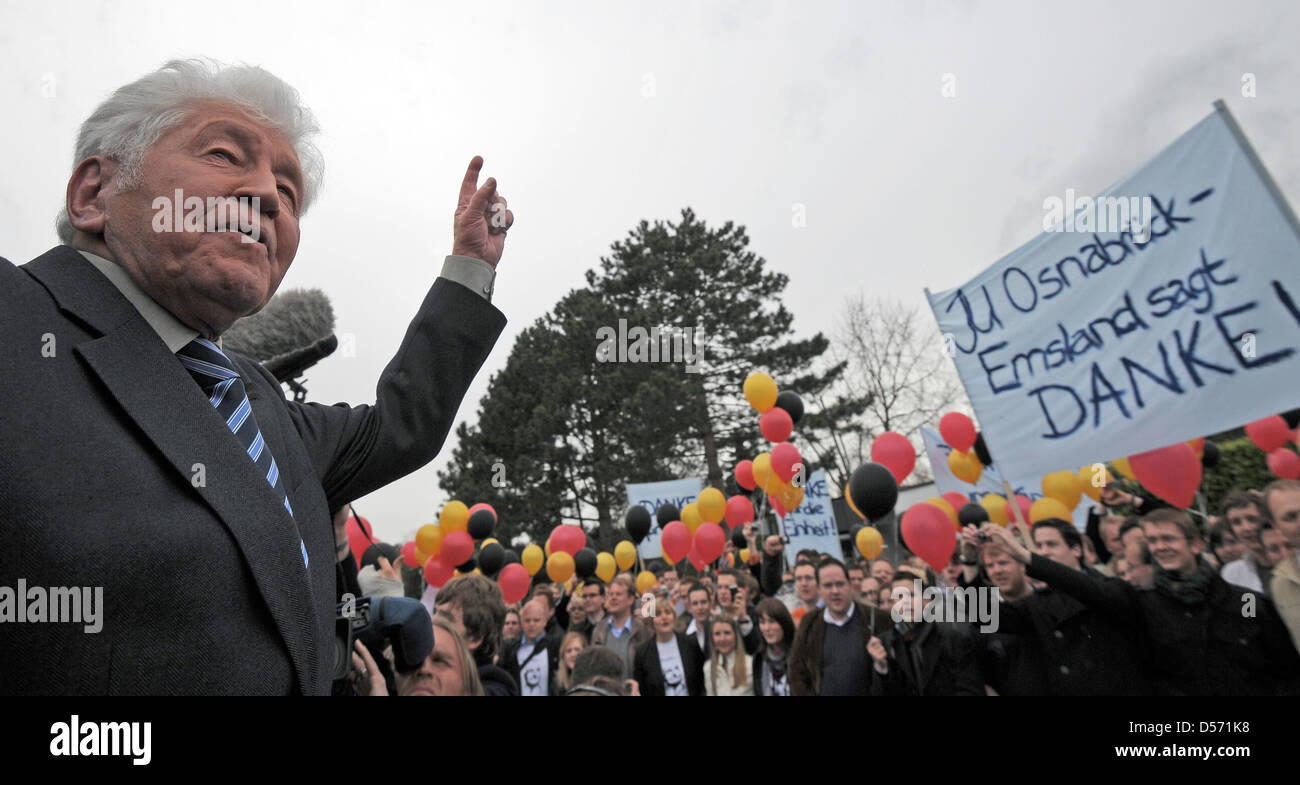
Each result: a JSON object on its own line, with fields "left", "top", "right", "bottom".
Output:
{"left": 459, "top": 155, "right": 485, "bottom": 208}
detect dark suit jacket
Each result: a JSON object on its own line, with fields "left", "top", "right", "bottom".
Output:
{"left": 788, "top": 600, "right": 891, "bottom": 696}
{"left": 633, "top": 632, "right": 704, "bottom": 696}
{"left": 499, "top": 632, "right": 562, "bottom": 696}
{"left": 876, "top": 622, "right": 984, "bottom": 696}
{"left": 0, "top": 246, "right": 505, "bottom": 695}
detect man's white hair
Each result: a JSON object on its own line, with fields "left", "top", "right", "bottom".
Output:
{"left": 56, "top": 58, "right": 323, "bottom": 244}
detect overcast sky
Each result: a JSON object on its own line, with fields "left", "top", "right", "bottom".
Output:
{"left": 3, "top": 0, "right": 1297, "bottom": 543}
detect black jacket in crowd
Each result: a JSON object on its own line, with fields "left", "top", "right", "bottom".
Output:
{"left": 1027, "top": 554, "right": 1300, "bottom": 696}
{"left": 875, "top": 621, "right": 984, "bottom": 696}
{"left": 499, "top": 632, "right": 563, "bottom": 696}
{"left": 633, "top": 632, "right": 705, "bottom": 697}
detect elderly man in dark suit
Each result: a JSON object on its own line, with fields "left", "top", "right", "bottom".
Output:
{"left": 0, "top": 59, "right": 510, "bottom": 695}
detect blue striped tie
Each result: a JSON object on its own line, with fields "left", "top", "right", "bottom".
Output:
{"left": 177, "top": 337, "right": 308, "bottom": 569}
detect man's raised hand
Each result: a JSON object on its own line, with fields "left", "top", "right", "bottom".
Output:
{"left": 452, "top": 155, "right": 513, "bottom": 268}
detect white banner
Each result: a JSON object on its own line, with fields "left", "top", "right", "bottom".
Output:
{"left": 921, "top": 428, "right": 1090, "bottom": 531}
{"left": 780, "top": 469, "right": 845, "bottom": 563}
{"left": 927, "top": 104, "right": 1300, "bottom": 480}
{"left": 629, "top": 477, "right": 704, "bottom": 560}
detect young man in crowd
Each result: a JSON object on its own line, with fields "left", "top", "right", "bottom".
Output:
{"left": 979, "top": 520, "right": 1147, "bottom": 696}
{"left": 958, "top": 524, "right": 1045, "bottom": 696}
{"left": 869, "top": 573, "right": 984, "bottom": 696}
{"left": 589, "top": 574, "right": 651, "bottom": 678}
{"left": 1221, "top": 491, "right": 1272, "bottom": 594}
{"left": 847, "top": 561, "right": 867, "bottom": 596}
{"left": 716, "top": 568, "right": 761, "bottom": 653}
{"left": 789, "top": 558, "right": 891, "bottom": 695}
{"left": 789, "top": 561, "right": 824, "bottom": 626}
{"left": 434, "top": 574, "right": 519, "bottom": 696}
{"left": 1265, "top": 479, "right": 1300, "bottom": 651}
{"left": 870, "top": 559, "right": 895, "bottom": 586}
{"left": 987, "top": 511, "right": 1300, "bottom": 695}
{"left": 678, "top": 581, "right": 714, "bottom": 657}
{"left": 568, "top": 579, "right": 606, "bottom": 641}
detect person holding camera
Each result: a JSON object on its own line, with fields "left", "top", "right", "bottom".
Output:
{"left": 716, "top": 569, "right": 761, "bottom": 654}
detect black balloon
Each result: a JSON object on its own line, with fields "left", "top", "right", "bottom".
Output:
{"left": 730, "top": 528, "right": 747, "bottom": 548}
{"left": 467, "top": 508, "right": 496, "bottom": 540}
{"left": 958, "top": 503, "right": 989, "bottom": 527}
{"left": 1283, "top": 409, "right": 1300, "bottom": 429}
{"left": 456, "top": 556, "right": 477, "bottom": 573}
{"left": 848, "top": 463, "right": 898, "bottom": 522}
{"left": 503, "top": 549, "right": 521, "bottom": 565}
{"left": 774, "top": 391, "right": 804, "bottom": 424}
{"left": 973, "top": 432, "right": 993, "bottom": 467}
{"left": 656, "top": 503, "right": 680, "bottom": 528}
{"left": 1202, "top": 440, "right": 1221, "bottom": 469}
{"left": 477, "top": 542, "right": 505, "bottom": 576}
{"left": 626, "top": 506, "right": 652, "bottom": 544}
{"left": 574, "top": 547, "right": 599, "bottom": 580}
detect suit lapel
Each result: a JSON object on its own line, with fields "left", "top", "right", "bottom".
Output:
{"left": 26, "top": 247, "right": 320, "bottom": 694}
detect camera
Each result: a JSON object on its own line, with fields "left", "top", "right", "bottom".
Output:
{"left": 332, "top": 595, "right": 435, "bottom": 686}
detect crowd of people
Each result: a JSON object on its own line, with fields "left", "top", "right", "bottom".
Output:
{"left": 341, "top": 477, "right": 1300, "bottom": 696}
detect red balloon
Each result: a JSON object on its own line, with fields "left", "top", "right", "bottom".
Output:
{"left": 1013, "top": 495, "right": 1034, "bottom": 526}
{"left": 900, "top": 503, "right": 957, "bottom": 572}
{"left": 724, "top": 495, "right": 755, "bottom": 528}
{"left": 497, "top": 563, "right": 530, "bottom": 604}
{"left": 735, "top": 460, "right": 756, "bottom": 491}
{"left": 760, "top": 407, "right": 794, "bottom": 443}
{"left": 1247, "top": 415, "right": 1292, "bottom": 452}
{"left": 694, "top": 522, "right": 726, "bottom": 563}
{"left": 941, "top": 492, "right": 968, "bottom": 513}
{"left": 549, "top": 524, "right": 586, "bottom": 556}
{"left": 660, "top": 521, "right": 691, "bottom": 564}
{"left": 400, "top": 541, "right": 419, "bottom": 568}
{"left": 768, "top": 495, "right": 787, "bottom": 519}
{"left": 423, "top": 556, "right": 455, "bottom": 588}
{"left": 467, "top": 502, "right": 497, "bottom": 520}
{"left": 687, "top": 542, "right": 707, "bottom": 572}
{"left": 346, "top": 514, "right": 376, "bottom": 570}
{"left": 1267, "top": 449, "right": 1300, "bottom": 480}
{"left": 1129, "top": 442, "right": 1201, "bottom": 509}
{"left": 440, "top": 530, "right": 474, "bottom": 566}
{"left": 870, "top": 432, "right": 916, "bottom": 484}
{"left": 939, "top": 412, "right": 977, "bottom": 453}
{"left": 771, "top": 442, "right": 802, "bottom": 483}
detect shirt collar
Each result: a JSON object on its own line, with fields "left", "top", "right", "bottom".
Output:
{"left": 824, "top": 601, "right": 855, "bottom": 627}
{"left": 521, "top": 632, "right": 547, "bottom": 648}
{"left": 80, "top": 250, "right": 203, "bottom": 353}
{"left": 607, "top": 614, "right": 633, "bottom": 636}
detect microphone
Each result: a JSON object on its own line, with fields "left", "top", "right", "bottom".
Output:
{"left": 223, "top": 288, "right": 337, "bottom": 399}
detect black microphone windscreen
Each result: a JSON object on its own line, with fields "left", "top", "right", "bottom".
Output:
{"left": 222, "top": 288, "right": 336, "bottom": 365}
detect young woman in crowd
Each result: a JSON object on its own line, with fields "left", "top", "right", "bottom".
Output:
{"left": 704, "top": 614, "right": 751, "bottom": 696}
{"left": 752, "top": 597, "right": 794, "bottom": 696}
{"left": 554, "top": 631, "right": 589, "bottom": 694}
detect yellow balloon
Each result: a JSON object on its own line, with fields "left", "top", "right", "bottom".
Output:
{"left": 856, "top": 527, "right": 883, "bottom": 561}
{"left": 744, "top": 372, "right": 779, "bottom": 413}
{"left": 414, "top": 547, "right": 430, "bottom": 565}
{"left": 682, "top": 503, "right": 703, "bottom": 534}
{"left": 780, "top": 483, "right": 804, "bottom": 511}
{"left": 739, "top": 547, "right": 751, "bottom": 564}
{"left": 752, "top": 453, "right": 772, "bottom": 491}
{"left": 1111, "top": 456, "right": 1135, "bottom": 481}
{"left": 763, "top": 471, "right": 786, "bottom": 496}
{"left": 544, "top": 538, "right": 553, "bottom": 558}
{"left": 547, "top": 552, "right": 575, "bottom": 583}
{"left": 697, "top": 487, "right": 726, "bottom": 524}
{"left": 925, "top": 497, "right": 958, "bottom": 528}
{"left": 481, "top": 537, "right": 499, "bottom": 547}
{"left": 636, "top": 570, "right": 657, "bottom": 595}
{"left": 415, "top": 523, "right": 443, "bottom": 558}
{"left": 1030, "top": 497, "right": 1074, "bottom": 524}
{"left": 595, "top": 552, "right": 617, "bottom": 583}
{"left": 948, "top": 449, "right": 983, "bottom": 484}
{"left": 439, "top": 501, "right": 469, "bottom": 533}
{"left": 1042, "top": 471, "right": 1082, "bottom": 510}
{"left": 614, "top": 540, "right": 638, "bottom": 571}
{"left": 521, "top": 544, "right": 545, "bottom": 576}
{"left": 845, "top": 484, "right": 865, "bottom": 520}
{"left": 981, "top": 494, "right": 1010, "bottom": 526}
{"left": 1078, "top": 464, "right": 1111, "bottom": 502}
